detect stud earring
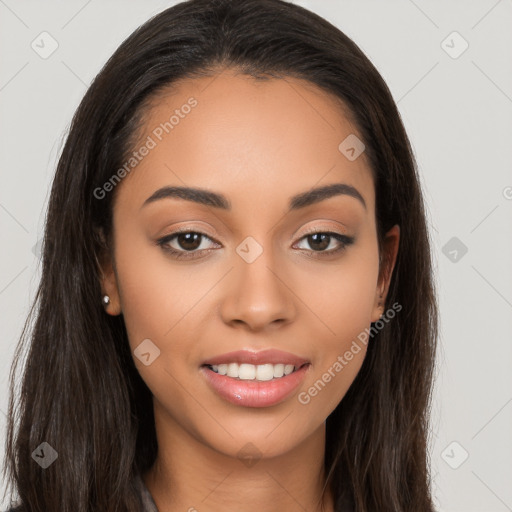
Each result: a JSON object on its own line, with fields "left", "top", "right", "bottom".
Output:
{"left": 102, "top": 295, "right": 110, "bottom": 306}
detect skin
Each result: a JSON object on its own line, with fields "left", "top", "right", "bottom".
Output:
{"left": 100, "top": 67, "right": 399, "bottom": 512}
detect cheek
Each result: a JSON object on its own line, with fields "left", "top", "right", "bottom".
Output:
{"left": 114, "top": 240, "right": 207, "bottom": 407}
{"left": 302, "top": 243, "right": 380, "bottom": 346}
{"left": 113, "top": 233, "right": 193, "bottom": 350}
{"left": 296, "top": 240, "right": 379, "bottom": 407}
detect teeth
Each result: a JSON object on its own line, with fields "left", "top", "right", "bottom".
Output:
{"left": 227, "top": 363, "right": 238, "bottom": 378}
{"left": 256, "top": 364, "right": 274, "bottom": 381}
{"left": 273, "top": 363, "right": 284, "bottom": 378}
{"left": 208, "top": 362, "right": 300, "bottom": 380}
{"left": 284, "top": 364, "right": 294, "bottom": 376}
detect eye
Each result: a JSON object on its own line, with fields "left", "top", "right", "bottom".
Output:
{"left": 293, "top": 229, "right": 355, "bottom": 258}
{"left": 156, "top": 229, "right": 220, "bottom": 260}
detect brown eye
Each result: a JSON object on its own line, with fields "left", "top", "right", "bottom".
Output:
{"left": 156, "top": 230, "right": 220, "bottom": 260}
{"left": 294, "top": 231, "right": 354, "bottom": 256}
{"left": 175, "top": 232, "right": 202, "bottom": 251}
{"left": 305, "top": 233, "right": 330, "bottom": 251}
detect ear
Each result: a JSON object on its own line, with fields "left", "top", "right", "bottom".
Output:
{"left": 95, "top": 228, "right": 122, "bottom": 316}
{"left": 371, "top": 224, "right": 400, "bottom": 322}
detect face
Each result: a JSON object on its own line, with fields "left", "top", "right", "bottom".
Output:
{"left": 100, "top": 68, "right": 399, "bottom": 460}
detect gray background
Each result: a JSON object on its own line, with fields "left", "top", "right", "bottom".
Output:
{"left": 1, "top": 1, "right": 511, "bottom": 510}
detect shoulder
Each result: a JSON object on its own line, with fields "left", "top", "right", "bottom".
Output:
{"left": 134, "top": 473, "right": 158, "bottom": 512}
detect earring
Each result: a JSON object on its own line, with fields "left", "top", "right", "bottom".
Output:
{"left": 102, "top": 295, "right": 110, "bottom": 306}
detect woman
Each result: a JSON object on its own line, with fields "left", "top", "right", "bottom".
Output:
{"left": 2, "top": 0, "right": 438, "bottom": 510}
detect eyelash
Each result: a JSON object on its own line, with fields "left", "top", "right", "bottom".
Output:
{"left": 156, "top": 227, "right": 355, "bottom": 261}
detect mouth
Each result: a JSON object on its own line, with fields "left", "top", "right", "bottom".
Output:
{"left": 199, "top": 349, "right": 311, "bottom": 408}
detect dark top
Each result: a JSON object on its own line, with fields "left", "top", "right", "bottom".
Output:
{"left": 135, "top": 473, "right": 159, "bottom": 512}
{"left": 3, "top": 475, "right": 158, "bottom": 512}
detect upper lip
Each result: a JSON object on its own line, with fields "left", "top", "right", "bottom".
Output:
{"left": 201, "top": 349, "right": 310, "bottom": 367}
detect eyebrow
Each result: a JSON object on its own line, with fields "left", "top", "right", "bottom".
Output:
{"left": 141, "top": 182, "right": 366, "bottom": 212}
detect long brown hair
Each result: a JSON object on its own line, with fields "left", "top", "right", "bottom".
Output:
{"left": 2, "top": 1, "right": 438, "bottom": 510}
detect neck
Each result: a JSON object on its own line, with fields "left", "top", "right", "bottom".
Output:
{"left": 143, "top": 401, "right": 334, "bottom": 512}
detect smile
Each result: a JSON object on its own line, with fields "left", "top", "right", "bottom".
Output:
{"left": 205, "top": 362, "right": 302, "bottom": 381}
{"left": 200, "top": 350, "right": 311, "bottom": 408}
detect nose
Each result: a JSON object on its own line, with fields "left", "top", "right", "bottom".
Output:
{"left": 219, "top": 249, "right": 297, "bottom": 332}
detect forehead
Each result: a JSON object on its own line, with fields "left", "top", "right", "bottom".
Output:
{"left": 114, "top": 68, "right": 374, "bottom": 214}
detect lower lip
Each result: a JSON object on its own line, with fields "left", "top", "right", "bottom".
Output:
{"left": 200, "top": 364, "right": 311, "bottom": 408}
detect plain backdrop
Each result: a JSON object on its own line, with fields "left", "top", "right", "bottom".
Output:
{"left": 1, "top": 1, "right": 511, "bottom": 511}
